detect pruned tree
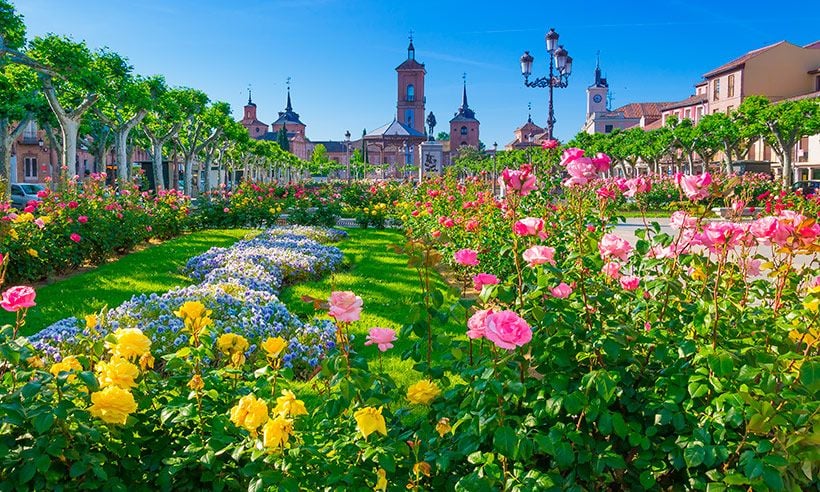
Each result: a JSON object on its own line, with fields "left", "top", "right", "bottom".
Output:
{"left": 174, "top": 91, "right": 217, "bottom": 195}
{"left": 27, "top": 35, "right": 101, "bottom": 182}
{"left": 140, "top": 81, "right": 185, "bottom": 191}
{"left": 737, "top": 95, "right": 820, "bottom": 187}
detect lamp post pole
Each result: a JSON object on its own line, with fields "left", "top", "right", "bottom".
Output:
{"left": 492, "top": 141, "right": 498, "bottom": 196}
{"left": 520, "top": 28, "right": 572, "bottom": 141}
{"left": 344, "top": 130, "right": 351, "bottom": 184}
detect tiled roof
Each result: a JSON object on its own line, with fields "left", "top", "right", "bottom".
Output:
{"left": 804, "top": 40, "right": 820, "bottom": 49}
{"left": 643, "top": 118, "right": 664, "bottom": 131}
{"left": 613, "top": 102, "right": 671, "bottom": 119}
{"left": 311, "top": 141, "right": 349, "bottom": 153}
{"left": 515, "top": 120, "right": 544, "bottom": 133}
{"left": 241, "top": 118, "right": 267, "bottom": 127}
{"left": 663, "top": 94, "right": 708, "bottom": 111}
{"left": 702, "top": 41, "right": 786, "bottom": 78}
{"left": 396, "top": 59, "right": 426, "bottom": 71}
{"left": 365, "top": 119, "right": 425, "bottom": 138}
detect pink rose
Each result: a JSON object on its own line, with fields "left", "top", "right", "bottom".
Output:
{"left": 749, "top": 216, "right": 791, "bottom": 246}
{"left": 563, "top": 157, "right": 598, "bottom": 187}
{"left": 669, "top": 211, "right": 697, "bottom": 230}
{"left": 464, "top": 219, "right": 479, "bottom": 232}
{"left": 467, "top": 309, "right": 493, "bottom": 339}
{"left": 499, "top": 168, "right": 537, "bottom": 196}
{"left": 676, "top": 172, "right": 711, "bottom": 201}
{"left": 328, "top": 291, "right": 363, "bottom": 322}
{"left": 1, "top": 285, "right": 36, "bottom": 312}
{"left": 550, "top": 282, "right": 573, "bottom": 298}
{"left": 598, "top": 234, "right": 632, "bottom": 261}
{"left": 472, "top": 273, "right": 499, "bottom": 291}
{"left": 513, "top": 217, "right": 546, "bottom": 238}
{"left": 0, "top": 253, "right": 4, "bottom": 267}
{"left": 596, "top": 187, "right": 616, "bottom": 200}
{"left": 591, "top": 153, "right": 612, "bottom": 172}
{"left": 619, "top": 275, "right": 640, "bottom": 291}
{"left": 70, "top": 233, "right": 81, "bottom": 243}
{"left": 484, "top": 310, "right": 532, "bottom": 350}
{"left": 559, "top": 148, "right": 585, "bottom": 167}
{"left": 522, "top": 245, "right": 556, "bottom": 267}
{"left": 601, "top": 261, "right": 621, "bottom": 279}
{"left": 34, "top": 218, "right": 45, "bottom": 229}
{"left": 454, "top": 249, "right": 479, "bottom": 266}
{"left": 68, "top": 201, "right": 79, "bottom": 209}
{"left": 364, "top": 327, "right": 397, "bottom": 352}
{"left": 623, "top": 177, "right": 651, "bottom": 198}
{"left": 77, "top": 215, "right": 88, "bottom": 224}
{"left": 541, "top": 139, "right": 559, "bottom": 149}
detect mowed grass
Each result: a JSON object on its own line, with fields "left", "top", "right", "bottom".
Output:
{"left": 279, "top": 228, "right": 465, "bottom": 392}
{"left": 3, "top": 229, "right": 258, "bottom": 335}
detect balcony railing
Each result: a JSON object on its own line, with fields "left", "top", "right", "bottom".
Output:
{"left": 21, "top": 135, "right": 39, "bottom": 145}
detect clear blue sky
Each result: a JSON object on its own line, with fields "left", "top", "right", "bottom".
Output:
{"left": 15, "top": 0, "right": 820, "bottom": 146}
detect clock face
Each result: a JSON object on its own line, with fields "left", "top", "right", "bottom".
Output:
{"left": 592, "top": 94, "right": 603, "bottom": 103}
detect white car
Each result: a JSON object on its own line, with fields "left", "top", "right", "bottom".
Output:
{"left": 10, "top": 183, "right": 46, "bottom": 210}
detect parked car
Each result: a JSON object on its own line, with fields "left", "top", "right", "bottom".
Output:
{"left": 792, "top": 180, "right": 820, "bottom": 196}
{"left": 10, "top": 183, "right": 46, "bottom": 210}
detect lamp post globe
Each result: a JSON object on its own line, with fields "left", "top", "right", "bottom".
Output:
{"left": 545, "top": 28, "right": 559, "bottom": 52}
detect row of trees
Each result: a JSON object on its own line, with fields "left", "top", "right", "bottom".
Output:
{"left": 0, "top": 1, "right": 312, "bottom": 200}
{"left": 565, "top": 95, "right": 819, "bottom": 186}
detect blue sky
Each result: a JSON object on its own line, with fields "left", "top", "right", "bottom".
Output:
{"left": 15, "top": 0, "right": 820, "bottom": 146}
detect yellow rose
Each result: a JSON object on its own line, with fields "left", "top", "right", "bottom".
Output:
{"left": 85, "top": 314, "right": 98, "bottom": 330}
{"left": 139, "top": 353, "right": 155, "bottom": 371}
{"left": 10, "top": 229, "right": 19, "bottom": 240}
{"left": 354, "top": 406, "right": 387, "bottom": 440}
{"left": 50, "top": 355, "right": 83, "bottom": 381}
{"left": 407, "top": 380, "right": 441, "bottom": 405}
{"left": 109, "top": 328, "right": 152, "bottom": 361}
{"left": 40, "top": 215, "right": 51, "bottom": 225}
{"left": 26, "top": 248, "right": 37, "bottom": 257}
{"left": 262, "top": 414, "right": 293, "bottom": 449}
{"left": 187, "top": 374, "right": 204, "bottom": 391}
{"left": 217, "top": 333, "right": 249, "bottom": 355}
{"left": 374, "top": 468, "right": 388, "bottom": 491}
{"left": 174, "top": 301, "right": 211, "bottom": 321}
{"left": 229, "top": 394, "right": 269, "bottom": 435}
{"left": 96, "top": 356, "right": 139, "bottom": 389}
{"left": 27, "top": 356, "right": 44, "bottom": 369}
{"left": 262, "top": 336, "right": 288, "bottom": 359}
{"left": 13, "top": 213, "right": 34, "bottom": 223}
{"left": 273, "top": 389, "right": 308, "bottom": 417}
{"left": 435, "top": 417, "right": 452, "bottom": 437}
{"left": 89, "top": 386, "right": 138, "bottom": 425}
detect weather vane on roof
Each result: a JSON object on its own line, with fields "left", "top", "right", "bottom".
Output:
{"left": 409, "top": 29, "right": 414, "bottom": 43}
{"left": 463, "top": 72, "right": 466, "bottom": 83}
{"left": 286, "top": 77, "right": 291, "bottom": 89}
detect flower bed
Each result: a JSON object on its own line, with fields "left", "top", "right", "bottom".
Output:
{"left": 30, "top": 226, "right": 346, "bottom": 377}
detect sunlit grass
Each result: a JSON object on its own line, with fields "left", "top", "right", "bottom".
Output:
{"left": 6, "top": 229, "right": 258, "bottom": 335}
{"left": 278, "top": 228, "right": 465, "bottom": 403}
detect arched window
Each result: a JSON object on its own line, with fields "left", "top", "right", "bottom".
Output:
{"left": 460, "top": 126, "right": 468, "bottom": 136}
{"left": 406, "top": 84, "right": 415, "bottom": 102}
{"left": 405, "top": 109, "right": 414, "bottom": 128}
{"left": 255, "top": 128, "right": 260, "bottom": 134}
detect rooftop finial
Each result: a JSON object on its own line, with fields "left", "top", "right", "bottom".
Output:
{"left": 408, "top": 30, "right": 415, "bottom": 60}
{"left": 285, "top": 77, "right": 292, "bottom": 111}
{"left": 527, "top": 102, "right": 532, "bottom": 123}
{"left": 247, "top": 84, "right": 252, "bottom": 105}
{"left": 461, "top": 72, "right": 468, "bottom": 109}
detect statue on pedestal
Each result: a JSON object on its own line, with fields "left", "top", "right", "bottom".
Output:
{"left": 426, "top": 111, "right": 436, "bottom": 141}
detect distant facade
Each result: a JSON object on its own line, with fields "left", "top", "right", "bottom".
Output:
{"left": 505, "top": 113, "right": 545, "bottom": 151}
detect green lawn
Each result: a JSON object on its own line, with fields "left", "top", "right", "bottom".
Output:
{"left": 279, "top": 228, "right": 464, "bottom": 390}
{"left": 3, "top": 229, "right": 258, "bottom": 335}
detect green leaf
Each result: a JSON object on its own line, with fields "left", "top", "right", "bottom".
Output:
{"left": 639, "top": 470, "right": 656, "bottom": 488}
{"left": 493, "top": 425, "right": 517, "bottom": 458}
{"left": 684, "top": 445, "right": 705, "bottom": 468}
{"left": 19, "top": 460, "right": 37, "bottom": 483}
{"left": 799, "top": 360, "right": 820, "bottom": 392}
{"left": 32, "top": 411, "right": 54, "bottom": 434}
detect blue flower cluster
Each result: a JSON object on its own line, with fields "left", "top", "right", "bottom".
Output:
{"left": 31, "top": 226, "right": 347, "bottom": 377}
{"left": 184, "top": 226, "right": 345, "bottom": 287}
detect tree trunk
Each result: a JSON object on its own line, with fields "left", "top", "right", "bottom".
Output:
{"left": 112, "top": 110, "right": 147, "bottom": 184}
{"left": 0, "top": 116, "right": 31, "bottom": 199}
{"left": 183, "top": 156, "right": 195, "bottom": 196}
{"left": 151, "top": 140, "right": 165, "bottom": 191}
{"left": 781, "top": 151, "right": 793, "bottom": 188}
{"left": 41, "top": 76, "right": 97, "bottom": 185}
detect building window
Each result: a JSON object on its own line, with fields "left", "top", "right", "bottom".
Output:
{"left": 713, "top": 79, "right": 720, "bottom": 100}
{"left": 23, "top": 121, "right": 37, "bottom": 141}
{"left": 604, "top": 124, "right": 613, "bottom": 133}
{"left": 816, "top": 75, "right": 820, "bottom": 91}
{"left": 727, "top": 74, "right": 735, "bottom": 97}
{"left": 697, "top": 107, "right": 704, "bottom": 118}
{"left": 24, "top": 157, "right": 37, "bottom": 178}
{"left": 406, "top": 84, "right": 415, "bottom": 102}
{"left": 460, "top": 126, "right": 468, "bottom": 136}
{"left": 684, "top": 108, "right": 691, "bottom": 119}
{"left": 255, "top": 127, "right": 259, "bottom": 134}
{"left": 726, "top": 105, "right": 734, "bottom": 114}
{"left": 405, "top": 109, "right": 414, "bottom": 128}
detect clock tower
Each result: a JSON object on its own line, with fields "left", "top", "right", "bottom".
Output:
{"left": 586, "top": 55, "right": 608, "bottom": 117}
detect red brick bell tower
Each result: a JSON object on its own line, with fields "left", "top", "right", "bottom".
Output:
{"left": 396, "top": 39, "right": 426, "bottom": 134}
{"left": 239, "top": 89, "right": 268, "bottom": 138}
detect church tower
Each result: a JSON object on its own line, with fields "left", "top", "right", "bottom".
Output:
{"left": 586, "top": 55, "right": 608, "bottom": 118}
{"left": 449, "top": 76, "right": 480, "bottom": 149}
{"left": 396, "top": 38, "right": 426, "bottom": 134}
{"left": 239, "top": 88, "right": 268, "bottom": 138}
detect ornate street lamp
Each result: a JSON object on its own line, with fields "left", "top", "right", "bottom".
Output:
{"left": 520, "top": 27, "right": 572, "bottom": 140}
{"left": 344, "top": 130, "right": 351, "bottom": 184}
{"left": 492, "top": 141, "right": 498, "bottom": 195}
